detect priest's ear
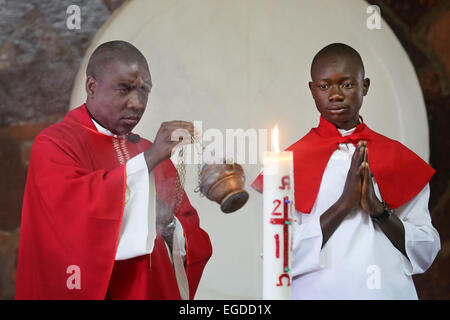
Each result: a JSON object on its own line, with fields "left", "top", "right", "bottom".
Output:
{"left": 85, "top": 75, "right": 98, "bottom": 99}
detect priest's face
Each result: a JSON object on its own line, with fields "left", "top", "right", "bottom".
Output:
{"left": 86, "top": 59, "right": 152, "bottom": 135}
{"left": 309, "top": 55, "right": 370, "bottom": 130}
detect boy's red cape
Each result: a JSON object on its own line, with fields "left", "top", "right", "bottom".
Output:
{"left": 15, "top": 105, "right": 212, "bottom": 299}
{"left": 251, "top": 116, "right": 435, "bottom": 213}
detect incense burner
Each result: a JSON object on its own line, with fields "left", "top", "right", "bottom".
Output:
{"left": 199, "top": 162, "right": 249, "bottom": 213}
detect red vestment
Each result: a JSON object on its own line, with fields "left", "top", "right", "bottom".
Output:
{"left": 15, "top": 105, "right": 212, "bottom": 300}
{"left": 252, "top": 116, "right": 435, "bottom": 213}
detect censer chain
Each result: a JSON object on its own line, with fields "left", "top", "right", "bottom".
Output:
{"left": 173, "top": 134, "right": 205, "bottom": 211}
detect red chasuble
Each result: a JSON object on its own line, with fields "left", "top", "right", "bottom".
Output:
{"left": 252, "top": 116, "right": 435, "bottom": 213}
{"left": 15, "top": 105, "right": 212, "bottom": 300}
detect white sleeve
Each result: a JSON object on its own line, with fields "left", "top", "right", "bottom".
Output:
{"left": 115, "top": 153, "right": 156, "bottom": 260}
{"left": 174, "top": 217, "right": 186, "bottom": 257}
{"left": 164, "top": 217, "right": 187, "bottom": 262}
{"left": 116, "top": 153, "right": 187, "bottom": 261}
{"left": 291, "top": 210, "right": 325, "bottom": 277}
{"left": 395, "top": 183, "right": 441, "bottom": 275}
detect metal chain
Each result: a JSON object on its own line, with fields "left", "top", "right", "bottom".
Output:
{"left": 193, "top": 135, "right": 205, "bottom": 196}
{"left": 173, "top": 133, "right": 205, "bottom": 212}
{"left": 173, "top": 146, "right": 185, "bottom": 212}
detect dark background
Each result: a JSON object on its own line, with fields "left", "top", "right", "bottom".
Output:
{"left": 0, "top": 0, "right": 449, "bottom": 299}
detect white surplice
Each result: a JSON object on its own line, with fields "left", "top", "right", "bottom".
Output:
{"left": 89, "top": 118, "right": 186, "bottom": 261}
{"left": 291, "top": 127, "right": 440, "bottom": 300}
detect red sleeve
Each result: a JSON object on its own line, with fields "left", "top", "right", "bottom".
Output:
{"left": 15, "top": 134, "right": 125, "bottom": 299}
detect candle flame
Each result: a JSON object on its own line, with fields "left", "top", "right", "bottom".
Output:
{"left": 272, "top": 124, "right": 280, "bottom": 153}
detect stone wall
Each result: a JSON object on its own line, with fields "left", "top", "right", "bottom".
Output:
{"left": 0, "top": 0, "right": 449, "bottom": 299}
{"left": 0, "top": 0, "right": 126, "bottom": 300}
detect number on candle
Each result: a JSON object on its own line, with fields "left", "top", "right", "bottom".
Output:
{"left": 274, "top": 234, "right": 280, "bottom": 258}
{"left": 272, "top": 199, "right": 282, "bottom": 216}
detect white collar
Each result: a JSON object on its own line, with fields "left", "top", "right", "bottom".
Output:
{"left": 338, "top": 127, "right": 356, "bottom": 137}
{"left": 91, "top": 118, "right": 118, "bottom": 138}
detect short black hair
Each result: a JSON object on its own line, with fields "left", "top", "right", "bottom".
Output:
{"left": 311, "top": 43, "right": 365, "bottom": 78}
{"left": 86, "top": 40, "right": 149, "bottom": 81}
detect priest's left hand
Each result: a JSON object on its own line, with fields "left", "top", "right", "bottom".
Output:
{"left": 360, "top": 145, "right": 384, "bottom": 217}
{"left": 156, "top": 196, "right": 175, "bottom": 232}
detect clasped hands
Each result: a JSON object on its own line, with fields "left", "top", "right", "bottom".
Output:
{"left": 339, "top": 141, "right": 384, "bottom": 218}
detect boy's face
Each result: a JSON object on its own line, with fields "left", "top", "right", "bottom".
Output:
{"left": 309, "top": 55, "right": 370, "bottom": 130}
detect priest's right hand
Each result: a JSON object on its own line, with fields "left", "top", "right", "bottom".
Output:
{"left": 144, "top": 121, "right": 194, "bottom": 172}
{"left": 338, "top": 141, "right": 366, "bottom": 212}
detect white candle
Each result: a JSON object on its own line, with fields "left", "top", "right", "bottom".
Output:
{"left": 262, "top": 124, "right": 294, "bottom": 300}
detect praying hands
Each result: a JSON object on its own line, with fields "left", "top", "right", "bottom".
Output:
{"left": 338, "top": 140, "right": 384, "bottom": 216}
{"left": 359, "top": 141, "right": 385, "bottom": 217}
{"left": 320, "top": 140, "right": 407, "bottom": 256}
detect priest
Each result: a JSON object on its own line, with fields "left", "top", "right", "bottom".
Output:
{"left": 15, "top": 41, "right": 212, "bottom": 300}
{"left": 252, "top": 43, "right": 440, "bottom": 299}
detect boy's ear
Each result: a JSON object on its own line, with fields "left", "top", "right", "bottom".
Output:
{"left": 308, "top": 81, "right": 313, "bottom": 91}
{"left": 362, "top": 78, "right": 370, "bottom": 96}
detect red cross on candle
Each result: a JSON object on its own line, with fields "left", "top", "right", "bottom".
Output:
{"left": 270, "top": 196, "right": 292, "bottom": 274}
